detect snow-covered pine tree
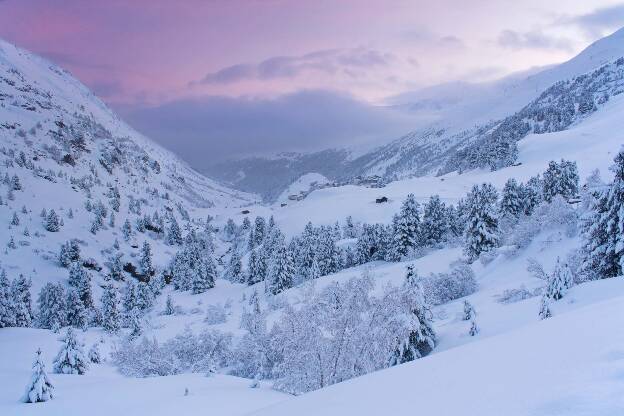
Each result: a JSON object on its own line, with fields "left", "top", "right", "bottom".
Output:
{"left": 45, "top": 209, "right": 60, "bottom": 232}
{"left": 252, "top": 216, "right": 267, "bottom": 247}
{"left": 53, "top": 327, "right": 89, "bottom": 375}
{"left": 421, "top": 195, "right": 448, "bottom": 246}
{"left": 538, "top": 295, "right": 552, "bottom": 320}
{"left": 36, "top": 283, "right": 66, "bottom": 331}
{"left": 88, "top": 343, "right": 101, "bottom": 364}
{"left": 66, "top": 290, "right": 88, "bottom": 330}
{"left": 392, "top": 193, "right": 421, "bottom": 258}
{"left": 101, "top": 283, "right": 121, "bottom": 333}
{"left": 68, "top": 262, "right": 93, "bottom": 309}
{"left": 11, "top": 211, "right": 19, "bottom": 226}
{"left": 0, "top": 269, "right": 16, "bottom": 328}
{"left": 58, "top": 239, "right": 81, "bottom": 267}
{"left": 394, "top": 265, "right": 436, "bottom": 364}
{"left": 545, "top": 257, "right": 573, "bottom": 300}
{"left": 523, "top": 175, "right": 543, "bottom": 215}
{"left": 122, "top": 219, "right": 133, "bottom": 241}
{"left": 164, "top": 294, "right": 175, "bottom": 315}
{"left": 463, "top": 183, "right": 499, "bottom": 262}
{"left": 127, "top": 306, "right": 142, "bottom": 339}
{"left": 543, "top": 159, "right": 579, "bottom": 202}
{"left": 499, "top": 178, "right": 524, "bottom": 218}
{"left": 468, "top": 318, "right": 479, "bottom": 336}
{"left": 247, "top": 249, "right": 266, "bottom": 285}
{"left": 191, "top": 248, "right": 217, "bottom": 294}
{"left": 343, "top": 215, "right": 357, "bottom": 238}
{"left": 581, "top": 150, "right": 624, "bottom": 279}
{"left": 22, "top": 349, "right": 54, "bottom": 403}
{"left": 11, "top": 274, "right": 33, "bottom": 327}
{"left": 266, "top": 236, "right": 295, "bottom": 295}
{"left": 463, "top": 300, "right": 475, "bottom": 321}
{"left": 108, "top": 252, "right": 124, "bottom": 281}
{"left": 167, "top": 216, "right": 183, "bottom": 245}
{"left": 139, "top": 241, "right": 155, "bottom": 277}
{"left": 225, "top": 251, "right": 243, "bottom": 283}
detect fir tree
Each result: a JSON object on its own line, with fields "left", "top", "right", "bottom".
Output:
{"left": 581, "top": 150, "right": 624, "bottom": 279}
{"left": 66, "top": 290, "right": 88, "bottom": 330}
{"left": 543, "top": 159, "right": 579, "bottom": 202}
{"left": 462, "top": 300, "right": 475, "bottom": 321}
{"left": 167, "top": 216, "right": 183, "bottom": 245}
{"left": 225, "top": 251, "right": 243, "bottom": 283}
{"left": 11, "top": 211, "right": 19, "bottom": 226}
{"left": 11, "top": 274, "right": 33, "bottom": 327}
{"left": 421, "top": 195, "right": 448, "bottom": 246}
{"left": 343, "top": 215, "right": 357, "bottom": 238}
{"left": 523, "top": 175, "right": 542, "bottom": 215}
{"left": 88, "top": 343, "right": 101, "bottom": 364}
{"left": 394, "top": 265, "right": 436, "bottom": 363}
{"left": 101, "top": 283, "right": 121, "bottom": 333}
{"left": 127, "top": 307, "right": 142, "bottom": 339}
{"left": 247, "top": 249, "right": 266, "bottom": 285}
{"left": 464, "top": 183, "right": 499, "bottom": 261}
{"left": 192, "top": 255, "right": 216, "bottom": 294}
{"left": 122, "top": 219, "right": 133, "bottom": 241}
{"left": 36, "top": 283, "right": 66, "bottom": 331}
{"left": 22, "top": 349, "right": 54, "bottom": 403}
{"left": 139, "top": 241, "right": 154, "bottom": 277}
{"left": 164, "top": 294, "right": 175, "bottom": 315}
{"left": 266, "top": 237, "right": 295, "bottom": 295}
{"left": 45, "top": 209, "right": 60, "bottom": 232}
{"left": 538, "top": 295, "right": 552, "bottom": 320}
{"left": 468, "top": 318, "right": 479, "bottom": 336}
{"left": 53, "top": 327, "right": 89, "bottom": 375}
{"left": 0, "top": 270, "right": 16, "bottom": 328}
{"left": 499, "top": 178, "right": 524, "bottom": 217}
{"left": 58, "top": 239, "right": 81, "bottom": 268}
{"left": 545, "top": 257, "right": 573, "bottom": 300}
{"left": 68, "top": 262, "right": 93, "bottom": 309}
{"left": 392, "top": 194, "right": 421, "bottom": 258}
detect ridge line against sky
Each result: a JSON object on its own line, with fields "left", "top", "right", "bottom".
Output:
{"left": 1, "top": 0, "right": 623, "bottom": 163}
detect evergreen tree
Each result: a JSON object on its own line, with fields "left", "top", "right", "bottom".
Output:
{"left": 499, "top": 178, "right": 524, "bottom": 217}
{"left": 101, "top": 283, "right": 121, "bottom": 333}
{"left": 66, "top": 290, "right": 88, "bottom": 330}
{"left": 53, "top": 327, "right": 89, "bottom": 375}
{"left": 543, "top": 159, "right": 579, "bottom": 202}
{"left": 167, "top": 216, "right": 183, "bottom": 245}
{"left": 225, "top": 251, "right": 243, "bottom": 283}
{"left": 462, "top": 300, "right": 475, "bottom": 321}
{"left": 191, "top": 254, "right": 217, "bottom": 294}
{"left": 36, "top": 283, "right": 66, "bottom": 331}
{"left": 0, "top": 270, "right": 16, "bottom": 328}
{"left": 394, "top": 265, "right": 436, "bottom": 363}
{"left": 108, "top": 252, "right": 124, "bottom": 281}
{"left": 582, "top": 150, "right": 624, "bottom": 279}
{"left": 252, "top": 216, "right": 267, "bottom": 247}
{"left": 22, "top": 349, "right": 54, "bottom": 403}
{"left": 523, "top": 175, "right": 543, "bottom": 215}
{"left": 266, "top": 237, "right": 295, "bottom": 295}
{"left": 139, "top": 241, "right": 154, "bottom": 277}
{"left": 538, "top": 295, "right": 552, "bottom": 320}
{"left": 11, "top": 274, "right": 33, "bottom": 327}
{"left": 122, "top": 219, "right": 133, "bottom": 241}
{"left": 392, "top": 194, "right": 421, "bottom": 258}
{"left": 58, "top": 240, "right": 81, "bottom": 268}
{"left": 463, "top": 183, "right": 499, "bottom": 261}
{"left": 127, "top": 306, "right": 142, "bottom": 339}
{"left": 88, "top": 343, "right": 101, "bottom": 364}
{"left": 545, "top": 257, "right": 573, "bottom": 300}
{"left": 468, "top": 318, "right": 479, "bottom": 336}
{"left": 164, "top": 294, "right": 176, "bottom": 315}
{"left": 421, "top": 195, "right": 448, "bottom": 246}
{"left": 343, "top": 215, "right": 357, "bottom": 238}
{"left": 11, "top": 211, "right": 19, "bottom": 226}
{"left": 68, "top": 262, "right": 93, "bottom": 309}
{"left": 45, "top": 209, "right": 60, "bottom": 232}
{"left": 247, "top": 249, "right": 267, "bottom": 285}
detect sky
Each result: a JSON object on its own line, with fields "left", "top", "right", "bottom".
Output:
{"left": 1, "top": 0, "right": 623, "bottom": 164}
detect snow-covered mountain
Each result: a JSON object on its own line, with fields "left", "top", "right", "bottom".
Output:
{"left": 0, "top": 38, "right": 256, "bottom": 293}
{"left": 205, "top": 27, "right": 624, "bottom": 200}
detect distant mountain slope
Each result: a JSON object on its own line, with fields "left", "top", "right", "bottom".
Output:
{"left": 206, "top": 27, "right": 624, "bottom": 200}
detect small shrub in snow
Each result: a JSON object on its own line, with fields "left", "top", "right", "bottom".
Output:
{"left": 53, "top": 327, "right": 89, "bottom": 375}
{"left": 204, "top": 303, "right": 229, "bottom": 325}
{"left": 112, "top": 337, "right": 178, "bottom": 377}
{"left": 495, "top": 285, "right": 541, "bottom": 304}
{"left": 423, "top": 261, "right": 478, "bottom": 306}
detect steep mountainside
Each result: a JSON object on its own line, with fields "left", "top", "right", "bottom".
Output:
{"left": 0, "top": 38, "right": 255, "bottom": 293}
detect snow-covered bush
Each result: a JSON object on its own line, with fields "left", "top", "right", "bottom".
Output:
{"left": 495, "top": 285, "right": 541, "bottom": 304}
{"left": 423, "top": 261, "right": 478, "bottom": 305}
{"left": 111, "top": 328, "right": 233, "bottom": 377}
{"left": 204, "top": 302, "right": 229, "bottom": 325}
{"left": 509, "top": 196, "right": 578, "bottom": 249}
{"left": 53, "top": 327, "right": 89, "bottom": 375}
